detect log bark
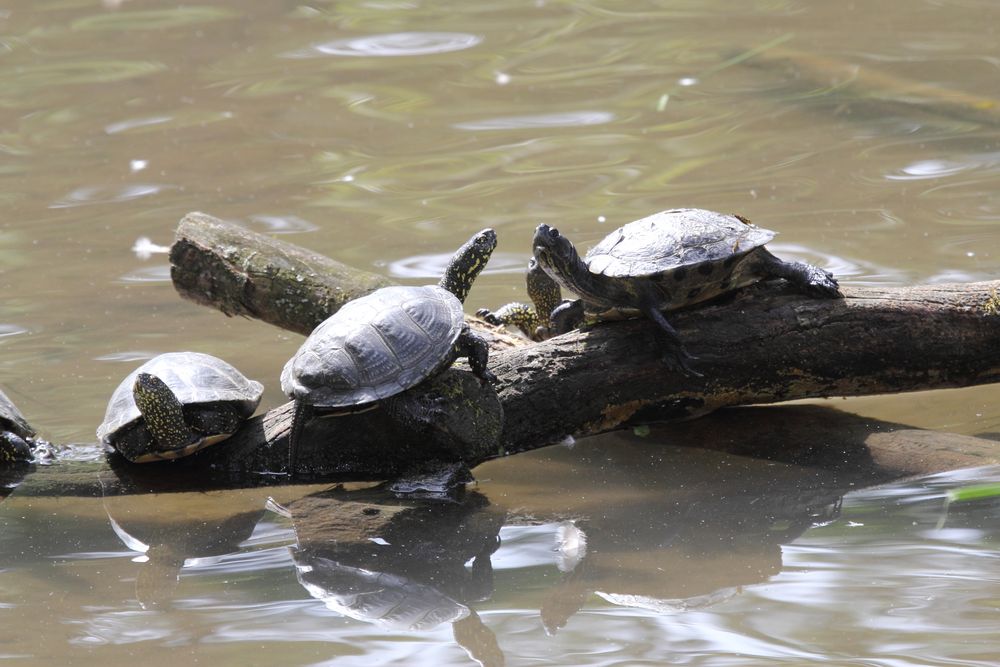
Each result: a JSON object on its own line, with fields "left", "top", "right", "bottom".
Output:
{"left": 170, "top": 211, "right": 393, "bottom": 335}
{"left": 170, "top": 212, "right": 1000, "bottom": 474}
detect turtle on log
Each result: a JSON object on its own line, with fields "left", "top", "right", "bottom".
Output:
{"left": 281, "top": 229, "right": 500, "bottom": 476}
{"left": 97, "top": 352, "right": 264, "bottom": 463}
{"left": 486, "top": 208, "right": 840, "bottom": 372}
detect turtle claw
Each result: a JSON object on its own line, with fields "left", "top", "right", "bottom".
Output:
{"left": 476, "top": 308, "right": 502, "bottom": 325}
{"left": 804, "top": 267, "right": 840, "bottom": 298}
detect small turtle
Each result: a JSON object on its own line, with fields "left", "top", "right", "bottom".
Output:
{"left": 282, "top": 229, "right": 499, "bottom": 474}
{"left": 0, "top": 387, "right": 36, "bottom": 465}
{"left": 97, "top": 352, "right": 264, "bottom": 463}
{"left": 531, "top": 208, "right": 840, "bottom": 371}
{"left": 476, "top": 257, "right": 563, "bottom": 340}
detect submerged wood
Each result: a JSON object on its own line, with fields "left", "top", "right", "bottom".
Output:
{"left": 169, "top": 212, "right": 1000, "bottom": 474}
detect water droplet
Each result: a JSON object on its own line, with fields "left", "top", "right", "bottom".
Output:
{"left": 597, "top": 215, "right": 606, "bottom": 223}
{"left": 495, "top": 72, "right": 511, "bottom": 85}
{"left": 678, "top": 77, "right": 698, "bottom": 86}
{"left": 129, "top": 159, "right": 148, "bottom": 173}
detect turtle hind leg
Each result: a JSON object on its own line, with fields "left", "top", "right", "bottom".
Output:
{"left": 0, "top": 431, "right": 32, "bottom": 464}
{"left": 642, "top": 304, "right": 702, "bottom": 377}
{"left": 457, "top": 327, "right": 498, "bottom": 385}
{"left": 756, "top": 249, "right": 840, "bottom": 298}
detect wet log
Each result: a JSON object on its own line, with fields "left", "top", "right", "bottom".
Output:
{"left": 170, "top": 212, "right": 1000, "bottom": 474}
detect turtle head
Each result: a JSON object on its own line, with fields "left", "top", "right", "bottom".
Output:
{"left": 526, "top": 256, "right": 562, "bottom": 320}
{"left": 533, "top": 224, "right": 583, "bottom": 287}
{"left": 438, "top": 228, "right": 497, "bottom": 303}
{"left": 132, "top": 373, "right": 197, "bottom": 454}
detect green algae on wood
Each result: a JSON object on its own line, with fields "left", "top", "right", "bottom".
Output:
{"left": 170, "top": 211, "right": 392, "bottom": 336}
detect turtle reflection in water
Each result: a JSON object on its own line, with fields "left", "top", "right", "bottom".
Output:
{"left": 97, "top": 352, "right": 264, "bottom": 463}
{"left": 281, "top": 229, "right": 500, "bottom": 474}
{"left": 275, "top": 484, "right": 505, "bottom": 665}
{"left": 480, "top": 208, "right": 840, "bottom": 372}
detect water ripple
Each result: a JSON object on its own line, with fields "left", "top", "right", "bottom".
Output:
{"left": 886, "top": 158, "right": 977, "bottom": 181}
{"left": 0, "top": 323, "right": 29, "bottom": 338}
{"left": 454, "top": 111, "right": 615, "bottom": 131}
{"left": 387, "top": 251, "right": 527, "bottom": 279}
{"left": 116, "top": 265, "right": 171, "bottom": 283}
{"left": 104, "top": 110, "right": 233, "bottom": 135}
{"left": 50, "top": 184, "right": 167, "bottom": 208}
{"left": 246, "top": 215, "right": 319, "bottom": 234}
{"left": 287, "top": 32, "right": 482, "bottom": 58}
{"left": 93, "top": 351, "right": 159, "bottom": 363}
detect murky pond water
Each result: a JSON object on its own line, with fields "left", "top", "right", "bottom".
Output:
{"left": 2, "top": 0, "right": 1000, "bottom": 664}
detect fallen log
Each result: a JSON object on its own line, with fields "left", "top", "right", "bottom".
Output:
{"left": 170, "top": 212, "right": 1000, "bottom": 474}
{"left": 170, "top": 211, "right": 393, "bottom": 336}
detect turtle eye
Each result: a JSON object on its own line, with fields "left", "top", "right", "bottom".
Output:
{"left": 548, "top": 227, "right": 560, "bottom": 239}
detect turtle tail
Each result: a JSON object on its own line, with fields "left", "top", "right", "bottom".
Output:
{"left": 287, "top": 398, "right": 311, "bottom": 477}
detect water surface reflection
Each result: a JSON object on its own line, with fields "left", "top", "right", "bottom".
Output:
{"left": 7, "top": 405, "right": 993, "bottom": 664}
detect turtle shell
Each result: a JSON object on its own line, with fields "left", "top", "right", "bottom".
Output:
{"left": 280, "top": 285, "right": 465, "bottom": 409}
{"left": 0, "top": 387, "right": 34, "bottom": 440}
{"left": 584, "top": 208, "right": 775, "bottom": 278}
{"left": 97, "top": 352, "right": 264, "bottom": 447}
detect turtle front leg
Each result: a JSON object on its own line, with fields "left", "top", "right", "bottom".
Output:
{"left": 640, "top": 303, "right": 702, "bottom": 377}
{"left": 550, "top": 299, "right": 586, "bottom": 335}
{"left": 476, "top": 302, "right": 541, "bottom": 339}
{"left": 457, "top": 327, "right": 498, "bottom": 384}
{"left": 755, "top": 249, "right": 840, "bottom": 298}
{"left": 477, "top": 257, "right": 564, "bottom": 340}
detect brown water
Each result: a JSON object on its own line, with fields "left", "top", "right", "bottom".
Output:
{"left": 2, "top": 0, "right": 1000, "bottom": 664}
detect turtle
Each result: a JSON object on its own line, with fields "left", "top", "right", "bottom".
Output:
{"left": 476, "top": 257, "right": 564, "bottom": 340}
{"left": 530, "top": 208, "right": 841, "bottom": 371}
{"left": 281, "top": 228, "right": 499, "bottom": 474}
{"left": 0, "top": 387, "right": 36, "bottom": 465}
{"left": 97, "top": 351, "right": 264, "bottom": 463}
